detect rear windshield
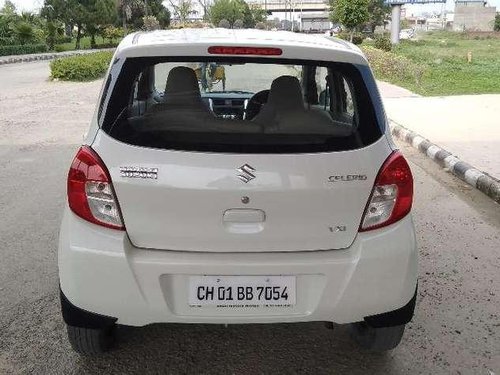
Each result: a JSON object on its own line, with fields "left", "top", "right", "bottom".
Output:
{"left": 101, "top": 57, "right": 382, "bottom": 153}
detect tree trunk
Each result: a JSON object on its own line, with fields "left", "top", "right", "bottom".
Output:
{"left": 349, "top": 29, "right": 354, "bottom": 42}
{"left": 90, "top": 33, "right": 96, "bottom": 49}
{"left": 123, "top": 8, "right": 128, "bottom": 35}
{"left": 75, "top": 24, "right": 82, "bottom": 49}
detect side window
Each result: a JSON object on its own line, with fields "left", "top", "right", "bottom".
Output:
{"left": 97, "top": 74, "right": 112, "bottom": 122}
{"left": 343, "top": 78, "right": 355, "bottom": 118}
{"left": 316, "top": 67, "right": 329, "bottom": 102}
{"left": 324, "top": 71, "right": 357, "bottom": 127}
{"left": 313, "top": 68, "right": 356, "bottom": 128}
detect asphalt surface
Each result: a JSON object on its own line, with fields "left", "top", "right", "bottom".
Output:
{"left": 0, "top": 61, "right": 499, "bottom": 374}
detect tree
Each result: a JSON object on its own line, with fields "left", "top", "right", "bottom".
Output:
{"left": 0, "top": 0, "right": 17, "bottom": 16}
{"left": 147, "top": 0, "right": 171, "bottom": 28}
{"left": 117, "top": 0, "right": 144, "bottom": 33}
{"left": 197, "top": 0, "right": 211, "bottom": 20}
{"left": 41, "top": 0, "right": 68, "bottom": 48}
{"left": 42, "top": 0, "right": 116, "bottom": 49}
{"left": 366, "top": 0, "right": 389, "bottom": 33}
{"left": 102, "top": 25, "right": 123, "bottom": 42}
{"left": 248, "top": 4, "right": 266, "bottom": 26}
{"left": 142, "top": 15, "right": 160, "bottom": 30}
{"left": 83, "top": 0, "right": 116, "bottom": 48}
{"left": 210, "top": 0, "right": 241, "bottom": 27}
{"left": 0, "top": 1, "right": 17, "bottom": 45}
{"left": 255, "top": 21, "right": 265, "bottom": 29}
{"left": 209, "top": 0, "right": 260, "bottom": 28}
{"left": 233, "top": 18, "right": 243, "bottom": 28}
{"left": 329, "top": 0, "right": 369, "bottom": 41}
{"left": 494, "top": 13, "right": 500, "bottom": 32}
{"left": 218, "top": 18, "right": 230, "bottom": 28}
{"left": 13, "top": 21, "right": 35, "bottom": 44}
{"left": 169, "top": 0, "right": 196, "bottom": 25}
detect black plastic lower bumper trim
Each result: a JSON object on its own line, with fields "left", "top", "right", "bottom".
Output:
{"left": 363, "top": 284, "right": 418, "bottom": 328}
{"left": 60, "top": 287, "right": 117, "bottom": 329}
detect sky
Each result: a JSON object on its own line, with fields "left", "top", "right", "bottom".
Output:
{"left": 1, "top": 0, "right": 500, "bottom": 16}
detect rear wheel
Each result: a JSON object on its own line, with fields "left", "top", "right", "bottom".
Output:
{"left": 350, "top": 322, "right": 405, "bottom": 351}
{"left": 66, "top": 324, "right": 116, "bottom": 355}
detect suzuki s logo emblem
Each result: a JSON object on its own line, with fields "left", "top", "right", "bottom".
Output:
{"left": 237, "top": 164, "right": 256, "bottom": 183}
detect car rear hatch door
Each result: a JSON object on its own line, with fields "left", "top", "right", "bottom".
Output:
{"left": 92, "top": 131, "right": 392, "bottom": 252}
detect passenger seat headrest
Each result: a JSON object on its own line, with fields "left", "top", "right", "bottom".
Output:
{"left": 164, "top": 66, "right": 201, "bottom": 105}
{"left": 267, "top": 75, "right": 304, "bottom": 111}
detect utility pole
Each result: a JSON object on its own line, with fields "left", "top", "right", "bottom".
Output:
{"left": 299, "top": 0, "right": 303, "bottom": 32}
{"left": 390, "top": 3, "right": 402, "bottom": 44}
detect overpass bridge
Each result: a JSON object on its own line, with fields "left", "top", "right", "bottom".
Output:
{"left": 247, "top": 0, "right": 329, "bottom": 13}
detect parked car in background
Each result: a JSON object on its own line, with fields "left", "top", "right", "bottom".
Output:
{"left": 59, "top": 29, "right": 418, "bottom": 355}
{"left": 400, "top": 28, "right": 416, "bottom": 40}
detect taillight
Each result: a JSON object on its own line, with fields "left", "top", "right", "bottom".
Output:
{"left": 67, "top": 146, "right": 124, "bottom": 230}
{"left": 360, "top": 151, "right": 413, "bottom": 231}
{"left": 207, "top": 46, "right": 283, "bottom": 56}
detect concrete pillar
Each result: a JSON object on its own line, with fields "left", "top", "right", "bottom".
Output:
{"left": 391, "top": 4, "right": 401, "bottom": 45}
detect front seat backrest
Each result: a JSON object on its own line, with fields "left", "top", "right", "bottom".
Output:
{"left": 142, "top": 66, "right": 213, "bottom": 131}
{"left": 266, "top": 75, "right": 305, "bottom": 111}
{"left": 252, "top": 75, "right": 304, "bottom": 126}
{"left": 163, "top": 66, "right": 204, "bottom": 107}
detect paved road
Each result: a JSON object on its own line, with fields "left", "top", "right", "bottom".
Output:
{"left": 379, "top": 81, "right": 500, "bottom": 179}
{"left": 0, "top": 61, "right": 499, "bottom": 374}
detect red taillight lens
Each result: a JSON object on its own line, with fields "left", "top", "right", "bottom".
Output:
{"left": 67, "top": 146, "right": 124, "bottom": 230}
{"left": 360, "top": 151, "right": 413, "bottom": 232}
{"left": 207, "top": 46, "right": 283, "bottom": 56}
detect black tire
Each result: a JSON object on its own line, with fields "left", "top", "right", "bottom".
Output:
{"left": 66, "top": 324, "right": 115, "bottom": 355}
{"left": 350, "top": 322, "right": 405, "bottom": 352}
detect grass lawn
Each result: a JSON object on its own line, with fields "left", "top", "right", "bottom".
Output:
{"left": 364, "top": 31, "right": 500, "bottom": 96}
{"left": 54, "top": 36, "right": 117, "bottom": 52}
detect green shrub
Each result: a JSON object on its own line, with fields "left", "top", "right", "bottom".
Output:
{"left": 337, "top": 32, "right": 365, "bottom": 45}
{"left": 102, "top": 26, "right": 123, "bottom": 43}
{"left": 351, "top": 33, "right": 365, "bottom": 45}
{"left": 56, "top": 36, "right": 73, "bottom": 44}
{"left": 53, "top": 44, "right": 72, "bottom": 52}
{"left": 375, "top": 35, "right": 392, "bottom": 52}
{"left": 0, "top": 44, "right": 48, "bottom": 56}
{"left": 13, "top": 21, "right": 36, "bottom": 45}
{"left": 50, "top": 51, "right": 113, "bottom": 81}
{"left": 93, "top": 42, "right": 119, "bottom": 49}
{"left": 361, "top": 45, "right": 426, "bottom": 86}
{"left": 374, "top": 35, "right": 392, "bottom": 51}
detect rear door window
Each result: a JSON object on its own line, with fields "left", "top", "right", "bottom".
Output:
{"left": 102, "top": 57, "right": 382, "bottom": 153}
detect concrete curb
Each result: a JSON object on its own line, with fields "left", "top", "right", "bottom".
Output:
{"left": 390, "top": 121, "right": 500, "bottom": 204}
{"left": 0, "top": 48, "right": 114, "bottom": 66}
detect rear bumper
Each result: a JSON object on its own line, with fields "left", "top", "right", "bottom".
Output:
{"left": 59, "top": 208, "right": 418, "bottom": 326}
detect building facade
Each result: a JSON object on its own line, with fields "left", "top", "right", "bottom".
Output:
{"left": 453, "top": 0, "right": 496, "bottom": 31}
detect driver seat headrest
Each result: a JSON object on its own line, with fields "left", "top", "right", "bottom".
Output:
{"left": 266, "top": 75, "right": 305, "bottom": 111}
{"left": 164, "top": 66, "right": 202, "bottom": 106}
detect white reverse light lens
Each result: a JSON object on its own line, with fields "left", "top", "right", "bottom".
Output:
{"left": 85, "top": 181, "right": 123, "bottom": 227}
{"left": 361, "top": 184, "right": 397, "bottom": 229}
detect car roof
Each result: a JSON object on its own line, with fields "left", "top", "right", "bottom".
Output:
{"left": 115, "top": 28, "right": 368, "bottom": 66}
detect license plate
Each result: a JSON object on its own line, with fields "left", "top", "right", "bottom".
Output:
{"left": 188, "top": 275, "right": 296, "bottom": 307}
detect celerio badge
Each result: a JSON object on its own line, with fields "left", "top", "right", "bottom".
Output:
{"left": 120, "top": 166, "right": 158, "bottom": 179}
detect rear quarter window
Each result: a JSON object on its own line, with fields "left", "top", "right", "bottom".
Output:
{"left": 101, "top": 57, "right": 383, "bottom": 153}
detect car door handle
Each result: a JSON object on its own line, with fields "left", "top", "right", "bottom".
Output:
{"left": 223, "top": 209, "right": 266, "bottom": 223}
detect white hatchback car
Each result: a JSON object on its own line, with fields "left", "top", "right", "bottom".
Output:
{"left": 59, "top": 29, "right": 417, "bottom": 355}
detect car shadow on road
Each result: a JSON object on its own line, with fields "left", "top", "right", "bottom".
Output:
{"left": 74, "top": 322, "right": 398, "bottom": 374}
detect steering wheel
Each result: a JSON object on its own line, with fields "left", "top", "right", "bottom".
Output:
{"left": 245, "top": 90, "right": 269, "bottom": 120}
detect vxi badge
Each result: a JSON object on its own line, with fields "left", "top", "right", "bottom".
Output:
{"left": 328, "top": 174, "right": 367, "bottom": 183}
